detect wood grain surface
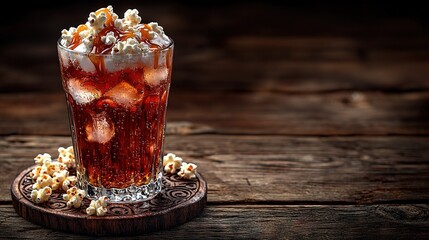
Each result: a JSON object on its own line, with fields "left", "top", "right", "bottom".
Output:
{"left": 1, "top": 1, "right": 429, "bottom": 239}
{"left": 1, "top": 92, "right": 428, "bottom": 136}
{"left": 1, "top": 135, "right": 429, "bottom": 204}
{"left": 1, "top": 205, "right": 429, "bottom": 239}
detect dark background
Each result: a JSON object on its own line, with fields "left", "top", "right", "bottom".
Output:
{"left": 2, "top": 1, "right": 429, "bottom": 93}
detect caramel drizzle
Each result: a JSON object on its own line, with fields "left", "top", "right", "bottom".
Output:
{"left": 68, "top": 7, "right": 168, "bottom": 72}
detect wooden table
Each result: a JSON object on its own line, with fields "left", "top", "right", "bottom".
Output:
{"left": 1, "top": 2, "right": 429, "bottom": 239}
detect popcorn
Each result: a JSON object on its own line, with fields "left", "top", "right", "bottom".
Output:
{"left": 148, "top": 22, "right": 164, "bottom": 35}
{"left": 86, "top": 196, "right": 109, "bottom": 216}
{"left": 33, "top": 174, "right": 53, "bottom": 190}
{"left": 113, "top": 9, "right": 141, "bottom": 32}
{"left": 60, "top": 6, "right": 171, "bottom": 54}
{"left": 63, "top": 186, "right": 86, "bottom": 209}
{"left": 78, "top": 29, "right": 89, "bottom": 39}
{"left": 61, "top": 27, "right": 77, "bottom": 47}
{"left": 52, "top": 170, "right": 77, "bottom": 191}
{"left": 177, "top": 162, "right": 197, "bottom": 180}
{"left": 114, "top": 18, "right": 126, "bottom": 31}
{"left": 31, "top": 152, "right": 68, "bottom": 186}
{"left": 111, "top": 38, "right": 149, "bottom": 54}
{"left": 162, "top": 153, "right": 199, "bottom": 179}
{"left": 31, "top": 186, "right": 52, "bottom": 204}
{"left": 29, "top": 148, "right": 83, "bottom": 205}
{"left": 87, "top": 11, "right": 107, "bottom": 32}
{"left": 58, "top": 146, "right": 75, "bottom": 169}
{"left": 101, "top": 31, "right": 116, "bottom": 45}
{"left": 43, "top": 160, "right": 67, "bottom": 176}
{"left": 81, "top": 36, "right": 94, "bottom": 52}
{"left": 163, "top": 153, "right": 183, "bottom": 174}
{"left": 29, "top": 166, "right": 43, "bottom": 181}
{"left": 62, "top": 175, "right": 78, "bottom": 191}
{"left": 34, "top": 153, "right": 52, "bottom": 166}
{"left": 124, "top": 9, "right": 141, "bottom": 26}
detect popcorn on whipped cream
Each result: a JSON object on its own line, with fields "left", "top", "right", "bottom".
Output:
{"left": 63, "top": 186, "right": 86, "bottom": 209}
{"left": 31, "top": 186, "right": 52, "bottom": 204}
{"left": 111, "top": 37, "right": 149, "bottom": 55}
{"left": 86, "top": 196, "right": 109, "bottom": 216}
{"left": 60, "top": 5, "right": 171, "bottom": 55}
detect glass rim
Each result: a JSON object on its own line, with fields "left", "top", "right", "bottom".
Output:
{"left": 57, "top": 36, "right": 174, "bottom": 57}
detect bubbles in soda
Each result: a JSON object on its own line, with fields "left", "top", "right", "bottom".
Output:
{"left": 61, "top": 64, "right": 170, "bottom": 189}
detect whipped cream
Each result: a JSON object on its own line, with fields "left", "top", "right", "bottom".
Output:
{"left": 60, "top": 5, "right": 171, "bottom": 54}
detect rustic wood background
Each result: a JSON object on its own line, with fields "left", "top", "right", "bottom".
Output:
{"left": 1, "top": 1, "right": 429, "bottom": 239}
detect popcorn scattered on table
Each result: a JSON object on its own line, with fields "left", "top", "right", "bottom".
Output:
{"left": 86, "top": 196, "right": 109, "bottom": 216}
{"left": 58, "top": 146, "right": 75, "bottom": 169}
{"left": 30, "top": 147, "right": 103, "bottom": 212}
{"left": 163, "top": 153, "right": 198, "bottom": 180}
{"left": 178, "top": 162, "right": 197, "bottom": 180}
{"left": 163, "top": 153, "right": 183, "bottom": 174}
{"left": 29, "top": 166, "right": 43, "bottom": 180}
{"left": 31, "top": 186, "right": 52, "bottom": 204}
{"left": 43, "top": 160, "right": 67, "bottom": 176}
{"left": 63, "top": 186, "right": 86, "bottom": 209}
{"left": 61, "top": 175, "right": 78, "bottom": 191}
{"left": 30, "top": 146, "right": 79, "bottom": 205}
{"left": 34, "top": 153, "right": 52, "bottom": 166}
{"left": 33, "top": 174, "right": 54, "bottom": 190}
{"left": 52, "top": 170, "right": 77, "bottom": 191}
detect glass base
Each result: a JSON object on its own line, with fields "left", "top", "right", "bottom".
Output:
{"left": 79, "top": 173, "right": 163, "bottom": 203}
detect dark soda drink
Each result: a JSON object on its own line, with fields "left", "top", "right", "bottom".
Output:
{"left": 58, "top": 47, "right": 173, "bottom": 201}
{"left": 58, "top": 6, "right": 174, "bottom": 202}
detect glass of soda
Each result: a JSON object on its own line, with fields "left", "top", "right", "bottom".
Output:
{"left": 57, "top": 38, "right": 173, "bottom": 202}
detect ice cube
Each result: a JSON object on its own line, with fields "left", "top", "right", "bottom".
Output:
{"left": 85, "top": 112, "right": 115, "bottom": 144}
{"left": 104, "top": 82, "right": 142, "bottom": 108}
{"left": 144, "top": 67, "right": 169, "bottom": 86}
{"left": 67, "top": 78, "right": 101, "bottom": 105}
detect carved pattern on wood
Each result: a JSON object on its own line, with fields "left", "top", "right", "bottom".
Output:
{"left": 19, "top": 167, "right": 200, "bottom": 216}
{"left": 12, "top": 166, "right": 207, "bottom": 236}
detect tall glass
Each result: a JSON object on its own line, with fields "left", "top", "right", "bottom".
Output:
{"left": 57, "top": 39, "right": 174, "bottom": 202}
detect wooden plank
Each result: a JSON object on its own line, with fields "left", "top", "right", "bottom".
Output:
{"left": 1, "top": 92, "right": 428, "bottom": 136}
{"left": 3, "top": 49, "right": 429, "bottom": 93}
{"left": 1, "top": 135, "right": 428, "bottom": 203}
{"left": 173, "top": 60, "right": 429, "bottom": 93}
{"left": 1, "top": 204, "right": 428, "bottom": 239}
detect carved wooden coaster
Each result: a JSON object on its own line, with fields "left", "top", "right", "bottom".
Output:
{"left": 11, "top": 166, "right": 207, "bottom": 236}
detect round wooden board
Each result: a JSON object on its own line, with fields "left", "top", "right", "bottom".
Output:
{"left": 11, "top": 166, "right": 207, "bottom": 236}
